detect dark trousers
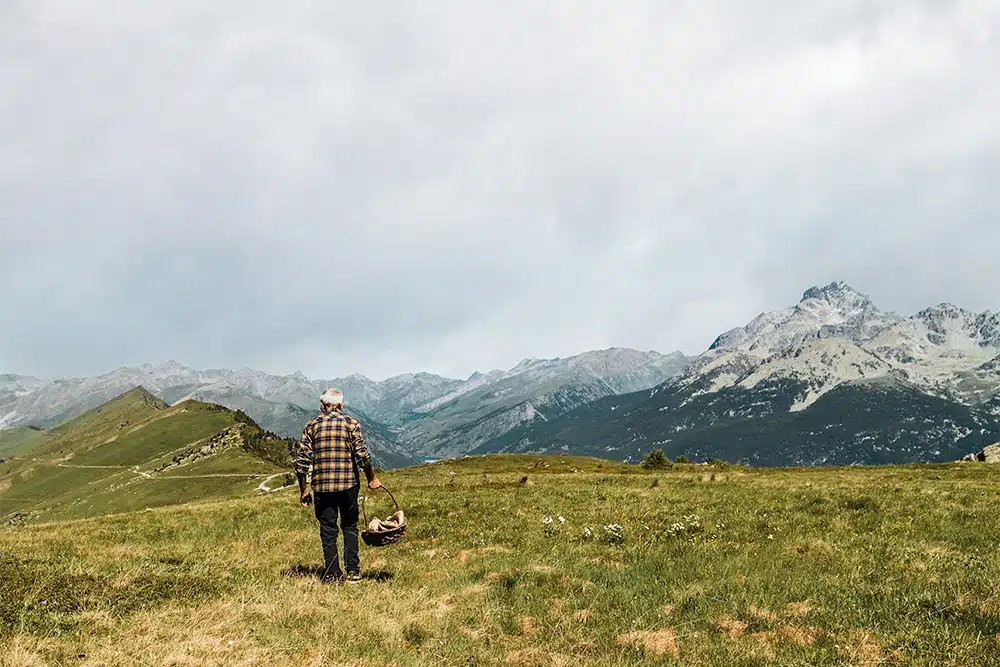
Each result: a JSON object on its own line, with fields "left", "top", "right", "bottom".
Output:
{"left": 314, "top": 486, "right": 360, "bottom": 579}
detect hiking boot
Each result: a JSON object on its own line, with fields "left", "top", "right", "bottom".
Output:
{"left": 321, "top": 571, "right": 344, "bottom": 585}
{"left": 345, "top": 572, "right": 363, "bottom": 584}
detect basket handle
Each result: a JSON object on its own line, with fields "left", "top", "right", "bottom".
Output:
{"left": 361, "top": 485, "right": 400, "bottom": 525}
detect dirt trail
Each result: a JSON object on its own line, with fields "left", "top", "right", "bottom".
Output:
{"left": 46, "top": 459, "right": 280, "bottom": 485}
{"left": 55, "top": 464, "right": 128, "bottom": 469}
{"left": 133, "top": 471, "right": 265, "bottom": 480}
{"left": 255, "top": 473, "right": 290, "bottom": 492}
{"left": 157, "top": 473, "right": 264, "bottom": 479}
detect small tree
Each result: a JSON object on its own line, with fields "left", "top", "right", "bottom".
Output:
{"left": 642, "top": 449, "right": 673, "bottom": 470}
{"left": 675, "top": 455, "right": 690, "bottom": 464}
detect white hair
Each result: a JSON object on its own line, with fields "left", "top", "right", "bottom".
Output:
{"left": 320, "top": 388, "right": 344, "bottom": 407}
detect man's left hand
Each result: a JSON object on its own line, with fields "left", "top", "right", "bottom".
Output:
{"left": 300, "top": 489, "right": 312, "bottom": 507}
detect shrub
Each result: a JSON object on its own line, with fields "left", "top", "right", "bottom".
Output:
{"left": 233, "top": 410, "right": 256, "bottom": 426}
{"left": 675, "top": 455, "right": 690, "bottom": 464}
{"left": 642, "top": 449, "right": 673, "bottom": 470}
{"left": 239, "top": 424, "right": 296, "bottom": 468}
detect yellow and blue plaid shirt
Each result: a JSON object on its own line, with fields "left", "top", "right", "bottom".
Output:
{"left": 296, "top": 409, "right": 372, "bottom": 492}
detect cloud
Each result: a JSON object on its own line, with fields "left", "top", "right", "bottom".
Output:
{"left": 1, "top": 0, "right": 998, "bottom": 379}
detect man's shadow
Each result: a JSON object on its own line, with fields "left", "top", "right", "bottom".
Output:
{"left": 281, "top": 564, "right": 394, "bottom": 582}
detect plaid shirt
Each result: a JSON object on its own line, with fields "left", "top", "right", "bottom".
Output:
{"left": 296, "top": 409, "right": 372, "bottom": 492}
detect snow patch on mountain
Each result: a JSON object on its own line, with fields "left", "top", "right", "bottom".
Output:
{"left": 710, "top": 281, "right": 900, "bottom": 355}
{"left": 864, "top": 305, "right": 1000, "bottom": 387}
{"left": 413, "top": 369, "right": 508, "bottom": 413}
{"left": 680, "top": 282, "right": 1000, "bottom": 413}
{"left": 739, "top": 340, "right": 894, "bottom": 410}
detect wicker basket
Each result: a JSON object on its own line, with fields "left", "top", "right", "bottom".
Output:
{"left": 361, "top": 486, "right": 407, "bottom": 547}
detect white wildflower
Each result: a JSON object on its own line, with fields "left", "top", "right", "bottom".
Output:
{"left": 603, "top": 523, "right": 625, "bottom": 543}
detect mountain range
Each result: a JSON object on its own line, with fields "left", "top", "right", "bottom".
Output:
{"left": 481, "top": 282, "right": 1000, "bottom": 465}
{"left": 0, "top": 349, "right": 691, "bottom": 466}
{"left": 3, "top": 282, "right": 998, "bottom": 467}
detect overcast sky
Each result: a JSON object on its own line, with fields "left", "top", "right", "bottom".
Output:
{"left": 1, "top": 1, "right": 998, "bottom": 381}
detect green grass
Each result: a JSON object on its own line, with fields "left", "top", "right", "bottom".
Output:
{"left": 2, "top": 455, "right": 999, "bottom": 666}
{"left": 41, "top": 387, "right": 168, "bottom": 455}
{"left": 0, "top": 390, "right": 286, "bottom": 525}
{"left": 0, "top": 427, "right": 50, "bottom": 459}
{"left": 69, "top": 405, "right": 235, "bottom": 467}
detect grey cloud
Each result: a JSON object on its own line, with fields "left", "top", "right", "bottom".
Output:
{"left": 1, "top": 1, "right": 998, "bottom": 379}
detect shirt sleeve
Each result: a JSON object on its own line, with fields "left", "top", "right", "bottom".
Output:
{"left": 295, "top": 421, "right": 315, "bottom": 476}
{"left": 350, "top": 419, "right": 372, "bottom": 469}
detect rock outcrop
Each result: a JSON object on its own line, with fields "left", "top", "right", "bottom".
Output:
{"left": 961, "top": 443, "right": 1000, "bottom": 463}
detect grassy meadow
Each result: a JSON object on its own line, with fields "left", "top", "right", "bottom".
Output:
{"left": 0, "top": 428, "right": 50, "bottom": 460}
{"left": 2, "top": 454, "right": 999, "bottom": 666}
{"left": 0, "top": 389, "right": 289, "bottom": 525}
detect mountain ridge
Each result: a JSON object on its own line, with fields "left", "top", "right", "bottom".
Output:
{"left": 0, "top": 387, "right": 292, "bottom": 524}
{"left": 5, "top": 282, "right": 997, "bottom": 467}
{"left": 473, "top": 282, "right": 1000, "bottom": 465}
{"left": 1, "top": 347, "right": 689, "bottom": 460}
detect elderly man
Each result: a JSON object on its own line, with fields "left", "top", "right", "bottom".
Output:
{"left": 296, "top": 388, "right": 381, "bottom": 583}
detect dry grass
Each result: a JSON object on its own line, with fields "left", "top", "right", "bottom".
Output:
{"left": 504, "top": 648, "right": 572, "bottom": 666}
{"left": 783, "top": 600, "right": 816, "bottom": 617}
{"left": 614, "top": 628, "right": 681, "bottom": 658}
{"left": 748, "top": 604, "right": 778, "bottom": 622}
{"left": 777, "top": 624, "right": 824, "bottom": 646}
{"left": 712, "top": 615, "right": 749, "bottom": 638}
{"left": 745, "top": 631, "right": 778, "bottom": 660}
{"left": 836, "top": 630, "right": 889, "bottom": 667}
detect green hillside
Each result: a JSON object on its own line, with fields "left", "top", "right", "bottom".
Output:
{"left": 0, "top": 426, "right": 49, "bottom": 459}
{"left": 0, "top": 388, "right": 292, "bottom": 524}
{"left": 2, "top": 454, "right": 999, "bottom": 666}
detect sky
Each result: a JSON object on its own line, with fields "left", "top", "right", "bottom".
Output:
{"left": 1, "top": 1, "right": 999, "bottom": 381}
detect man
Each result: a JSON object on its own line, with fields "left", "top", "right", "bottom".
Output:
{"left": 296, "top": 388, "right": 381, "bottom": 584}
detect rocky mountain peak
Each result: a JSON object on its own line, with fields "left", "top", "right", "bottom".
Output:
{"left": 800, "top": 281, "right": 875, "bottom": 309}
{"left": 154, "top": 360, "right": 188, "bottom": 372}
{"left": 911, "top": 304, "right": 1000, "bottom": 349}
{"left": 709, "top": 281, "right": 888, "bottom": 355}
{"left": 917, "top": 303, "right": 966, "bottom": 322}
{"left": 510, "top": 358, "right": 543, "bottom": 373}
{"left": 0, "top": 374, "right": 43, "bottom": 393}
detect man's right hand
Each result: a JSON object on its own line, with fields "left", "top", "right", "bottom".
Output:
{"left": 368, "top": 477, "right": 382, "bottom": 490}
{"left": 300, "top": 489, "right": 312, "bottom": 507}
